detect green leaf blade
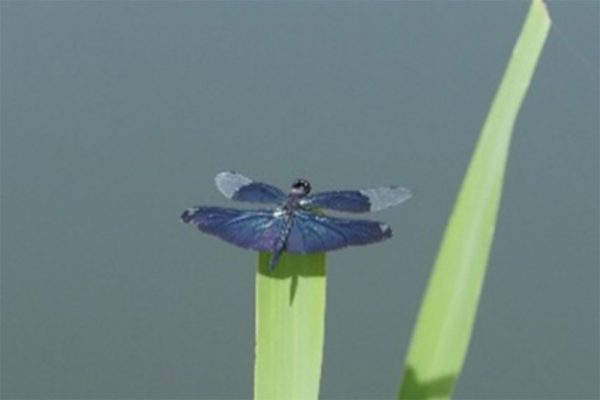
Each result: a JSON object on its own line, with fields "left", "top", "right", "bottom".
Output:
{"left": 254, "top": 252, "right": 326, "bottom": 400}
{"left": 399, "top": 1, "right": 551, "bottom": 399}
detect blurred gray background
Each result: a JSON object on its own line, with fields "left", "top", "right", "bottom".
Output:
{"left": 1, "top": 1, "right": 598, "bottom": 399}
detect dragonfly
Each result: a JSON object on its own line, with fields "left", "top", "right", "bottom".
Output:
{"left": 181, "top": 171, "right": 412, "bottom": 270}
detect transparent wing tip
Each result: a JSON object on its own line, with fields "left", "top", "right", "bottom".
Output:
{"left": 214, "top": 171, "right": 252, "bottom": 199}
{"left": 361, "top": 186, "right": 413, "bottom": 212}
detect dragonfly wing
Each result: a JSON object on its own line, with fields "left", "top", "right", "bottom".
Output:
{"left": 215, "top": 171, "right": 287, "bottom": 205}
{"left": 181, "top": 206, "right": 285, "bottom": 251}
{"left": 286, "top": 211, "right": 392, "bottom": 253}
{"left": 300, "top": 186, "right": 412, "bottom": 213}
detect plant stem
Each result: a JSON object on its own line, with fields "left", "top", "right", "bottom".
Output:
{"left": 254, "top": 251, "right": 326, "bottom": 400}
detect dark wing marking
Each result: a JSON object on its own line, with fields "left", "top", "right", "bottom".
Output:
{"left": 300, "top": 186, "right": 412, "bottom": 213}
{"left": 286, "top": 211, "right": 392, "bottom": 253}
{"left": 215, "top": 171, "right": 287, "bottom": 205}
{"left": 181, "top": 207, "right": 285, "bottom": 251}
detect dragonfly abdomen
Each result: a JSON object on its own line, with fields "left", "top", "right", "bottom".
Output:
{"left": 269, "top": 214, "right": 294, "bottom": 270}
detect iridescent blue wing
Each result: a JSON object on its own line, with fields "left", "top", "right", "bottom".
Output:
{"left": 180, "top": 206, "right": 285, "bottom": 251}
{"left": 300, "top": 186, "right": 412, "bottom": 213}
{"left": 215, "top": 171, "right": 287, "bottom": 205}
{"left": 286, "top": 211, "right": 392, "bottom": 253}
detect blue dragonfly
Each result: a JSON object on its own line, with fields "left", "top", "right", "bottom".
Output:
{"left": 181, "top": 172, "right": 412, "bottom": 270}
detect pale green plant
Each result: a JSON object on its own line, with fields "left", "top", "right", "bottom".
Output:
{"left": 398, "top": 1, "right": 551, "bottom": 399}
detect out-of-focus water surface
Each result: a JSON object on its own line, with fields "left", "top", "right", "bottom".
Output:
{"left": 1, "top": 2, "right": 598, "bottom": 399}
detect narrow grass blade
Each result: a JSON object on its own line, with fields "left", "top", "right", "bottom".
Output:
{"left": 254, "top": 252, "right": 326, "bottom": 400}
{"left": 398, "top": 1, "right": 551, "bottom": 399}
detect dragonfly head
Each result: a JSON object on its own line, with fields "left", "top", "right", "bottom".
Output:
{"left": 290, "top": 178, "right": 311, "bottom": 197}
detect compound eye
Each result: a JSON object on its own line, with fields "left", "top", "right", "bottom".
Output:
{"left": 292, "top": 179, "right": 311, "bottom": 194}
